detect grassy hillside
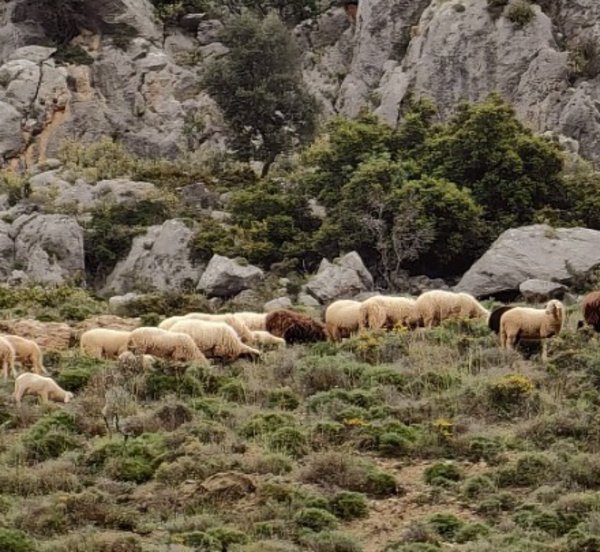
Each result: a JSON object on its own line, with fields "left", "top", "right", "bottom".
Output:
{"left": 0, "top": 297, "right": 598, "bottom": 551}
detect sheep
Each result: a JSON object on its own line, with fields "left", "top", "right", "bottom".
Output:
{"left": 250, "top": 330, "right": 286, "bottom": 349}
{"left": 1, "top": 335, "right": 46, "bottom": 375}
{"left": 324, "top": 300, "right": 363, "bottom": 341}
{"left": 117, "top": 351, "right": 157, "bottom": 371}
{"left": 413, "top": 290, "right": 462, "bottom": 328}
{"left": 499, "top": 299, "right": 565, "bottom": 362}
{"left": 80, "top": 328, "right": 131, "bottom": 360}
{"left": 233, "top": 312, "right": 268, "bottom": 331}
{"left": 359, "top": 295, "right": 417, "bottom": 331}
{"left": 127, "top": 327, "right": 208, "bottom": 363}
{"left": 455, "top": 293, "right": 490, "bottom": 322}
{"left": 265, "top": 309, "right": 329, "bottom": 344}
{"left": 158, "top": 316, "right": 186, "bottom": 330}
{"left": 183, "top": 313, "right": 253, "bottom": 342}
{"left": 578, "top": 291, "right": 600, "bottom": 332}
{"left": 14, "top": 373, "right": 73, "bottom": 405}
{"left": 488, "top": 306, "right": 516, "bottom": 335}
{"left": 169, "top": 319, "right": 261, "bottom": 361}
{"left": 0, "top": 336, "right": 16, "bottom": 381}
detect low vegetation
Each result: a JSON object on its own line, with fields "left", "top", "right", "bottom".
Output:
{"left": 0, "top": 293, "right": 599, "bottom": 550}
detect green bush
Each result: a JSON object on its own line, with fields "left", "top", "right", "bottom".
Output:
{"left": 0, "top": 529, "right": 37, "bottom": 552}
{"left": 428, "top": 513, "right": 465, "bottom": 541}
{"left": 267, "top": 426, "right": 308, "bottom": 458}
{"left": 423, "top": 462, "right": 463, "bottom": 486}
{"left": 506, "top": 1, "right": 535, "bottom": 27}
{"left": 22, "top": 411, "right": 80, "bottom": 462}
{"left": 240, "top": 412, "right": 295, "bottom": 438}
{"left": 455, "top": 522, "right": 491, "bottom": 543}
{"left": 496, "top": 453, "right": 555, "bottom": 487}
{"left": 267, "top": 387, "right": 300, "bottom": 410}
{"left": 300, "top": 530, "right": 362, "bottom": 552}
{"left": 329, "top": 491, "right": 369, "bottom": 520}
{"left": 293, "top": 508, "right": 338, "bottom": 532}
{"left": 181, "top": 531, "right": 221, "bottom": 550}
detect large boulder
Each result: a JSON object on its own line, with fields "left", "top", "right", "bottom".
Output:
{"left": 305, "top": 251, "right": 374, "bottom": 303}
{"left": 455, "top": 225, "right": 600, "bottom": 299}
{"left": 10, "top": 213, "right": 85, "bottom": 285}
{"left": 197, "top": 254, "right": 264, "bottom": 298}
{"left": 0, "top": 319, "right": 72, "bottom": 350}
{"left": 0, "top": 100, "right": 23, "bottom": 159}
{"left": 519, "top": 279, "right": 569, "bottom": 303}
{"left": 103, "top": 219, "right": 202, "bottom": 295}
{"left": 0, "top": 220, "right": 13, "bottom": 279}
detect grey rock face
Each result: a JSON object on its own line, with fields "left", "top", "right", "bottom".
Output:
{"left": 306, "top": 251, "right": 374, "bottom": 303}
{"left": 108, "top": 292, "right": 141, "bottom": 314}
{"left": 11, "top": 213, "right": 85, "bottom": 285}
{"left": 0, "top": 100, "right": 23, "bottom": 159}
{"left": 0, "top": 219, "right": 13, "bottom": 279}
{"left": 103, "top": 219, "right": 202, "bottom": 295}
{"left": 264, "top": 297, "right": 293, "bottom": 311}
{"left": 455, "top": 225, "right": 600, "bottom": 298}
{"left": 519, "top": 279, "right": 569, "bottom": 303}
{"left": 197, "top": 254, "right": 264, "bottom": 298}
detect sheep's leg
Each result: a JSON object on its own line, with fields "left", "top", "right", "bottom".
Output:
{"left": 10, "top": 361, "right": 17, "bottom": 378}
{"left": 103, "top": 414, "right": 112, "bottom": 437}
{"left": 41, "top": 390, "right": 49, "bottom": 404}
{"left": 2, "top": 360, "right": 7, "bottom": 381}
{"left": 541, "top": 340, "right": 548, "bottom": 363}
{"left": 114, "top": 413, "right": 121, "bottom": 435}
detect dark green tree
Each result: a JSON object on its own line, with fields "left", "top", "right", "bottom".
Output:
{"left": 204, "top": 12, "right": 319, "bottom": 176}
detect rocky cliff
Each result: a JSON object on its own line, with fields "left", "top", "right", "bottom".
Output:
{"left": 0, "top": 0, "right": 599, "bottom": 168}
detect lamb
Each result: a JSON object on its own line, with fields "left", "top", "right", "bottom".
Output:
{"left": 183, "top": 313, "right": 253, "bottom": 342}
{"left": 127, "top": 327, "right": 208, "bottom": 363}
{"left": 117, "top": 350, "right": 157, "bottom": 371}
{"left": 14, "top": 372, "right": 73, "bottom": 405}
{"left": 0, "top": 336, "right": 16, "bottom": 381}
{"left": 325, "top": 300, "right": 363, "bottom": 341}
{"left": 250, "top": 330, "right": 286, "bottom": 349}
{"left": 578, "top": 291, "right": 600, "bottom": 332}
{"left": 488, "top": 306, "right": 516, "bottom": 334}
{"left": 265, "top": 309, "right": 329, "bottom": 344}
{"left": 413, "top": 290, "right": 462, "bottom": 328}
{"left": 169, "top": 319, "right": 261, "bottom": 361}
{"left": 455, "top": 293, "right": 490, "bottom": 322}
{"left": 233, "top": 312, "right": 268, "bottom": 331}
{"left": 80, "top": 328, "right": 132, "bottom": 360}
{"left": 499, "top": 299, "right": 565, "bottom": 361}
{"left": 2, "top": 335, "right": 46, "bottom": 375}
{"left": 359, "top": 295, "right": 417, "bottom": 331}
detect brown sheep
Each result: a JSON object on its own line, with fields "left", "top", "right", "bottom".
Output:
{"left": 579, "top": 291, "right": 600, "bottom": 332}
{"left": 265, "top": 309, "right": 328, "bottom": 344}
{"left": 488, "top": 306, "right": 516, "bottom": 335}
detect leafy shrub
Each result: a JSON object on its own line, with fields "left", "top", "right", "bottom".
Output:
{"left": 423, "top": 462, "right": 463, "bottom": 486}
{"left": 506, "top": 1, "right": 535, "bottom": 27}
{"left": 462, "top": 475, "right": 496, "bottom": 500}
{"left": 267, "top": 387, "right": 300, "bottom": 410}
{"left": 206, "top": 527, "right": 248, "bottom": 548}
{"left": 22, "top": 411, "right": 80, "bottom": 462}
{"left": 300, "top": 530, "right": 362, "bottom": 552}
{"left": 486, "top": 374, "right": 536, "bottom": 418}
{"left": 455, "top": 522, "right": 491, "bottom": 543}
{"left": 566, "top": 453, "right": 600, "bottom": 488}
{"left": 55, "top": 356, "right": 106, "bottom": 392}
{"left": 267, "top": 426, "right": 308, "bottom": 457}
{"left": 294, "top": 508, "right": 338, "bottom": 532}
{"left": 496, "top": 453, "right": 555, "bottom": 487}
{"left": 181, "top": 531, "right": 221, "bottom": 550}
{"left": 329, "top": 491, "right": 369, "bottom": 520}
{"left": 0, "top": 528, "right": 37, "bottom": 552}
{"left": 428, "top": 513, "right": 464, "bottom": 541}
{"left": 240, "top": 412, "right": 295, "bottom": 438}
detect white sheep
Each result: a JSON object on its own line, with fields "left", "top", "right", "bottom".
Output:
{"left": 127, "top": 327, "right": 208, "bottom": 364}
{"left": 359, "top": 295, "right": 417, "bottom": 330}
{"left": 325, "top": 299, "right": 363, "bottom": 341}
{"left": 80, "top": 328, "right": 132, "bottom": 360}
{"left": 14, "top": 373, "right": 73, "bottom": 405}
{"left": 2, "top": 335, "right": 47, "bottom": 375}
{"left": 233, "top": 312, "right": 268, "bottom": 331}
{"left": 169, "top": 319, "right": 261, "bottom": 361}
{"left": 0, "top": 336, "right": 16, "bottom": 381}
{"left": 158, "top": 315, "right": 187, "bottom": 330}
{"left": 250, "top": 330, "right": 286, "bottom": 349}
{"left": 499, "top": 299, "right": 565, "bottom": 362}
{"left": 183, "top": 313, "right": 253, "bottom": 342}
{"left": 455, "top": 292, "right": 490, "bottom": 322}
{"left": 117, "top": 351, "right": 157, "bottom": 371}
{"left": 413, "top": 290, "right": 462, "bottom": 328}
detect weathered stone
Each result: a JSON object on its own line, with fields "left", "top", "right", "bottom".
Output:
{"left": 264, "top": 297, "right": 293, "bottom": 311}
{"left": 180, "top": 182, "right": 221, "bottom": 211}
{"left": 197, "top": 254, "right": 264, "bottom": 298}
{"left": 0, "top": 100, "right": 23, "bottom": 160}
{"left": 306, "top": 251, "right": 373, "bottom": 303}
{"left": 73, "top": 314, "right": 140, "bottom": 336}
{"left": 108, "top": 292, "right": 141, "bottom": 314}
{"left": 455, "top": 225, "right": 600, "bottom": 299}
{"left": 93, "top": 179, "right": 158, "bottom": 203}
{"left": 11, "top": 214, "right": 85, "bottom": 285}
{"left": 519, "top": 279, "right": 569, "bottom": 303}
{"left": 0, "top": 319, "right": 72, "bottom": 350}
{"left": 180, "top": 13, "right": 206, "bottom": 32}
{"left": 298, "top": 292, "right": 321, "bottom": 308}
{"left": 196, "top": 19, "right": 224, "bottom": 46}
{"left": 199, "top": 471, "right": 255, "bottom": 499}
{"left": 8, "top": 45, "right": 55, "bottom": 63}
{"left": 0, "top": 220, "right": 13, "bottom": 279}
{"left": 103, "top": 219, "right": 202, "bottom": 295}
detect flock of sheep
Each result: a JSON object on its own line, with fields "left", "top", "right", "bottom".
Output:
{"left": 2, "top": 288, "right": 600, "bottom": 407}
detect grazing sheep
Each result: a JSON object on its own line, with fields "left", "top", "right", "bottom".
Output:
{"left": 0, "top": 337, "right": 16, "bottom": 381}
{"left": 413, "top": 290, "right": 462, "bottom": 328}
{"left": 578, "top": 291, "right": 600, "bottom": 332}
{"left": 265, "top": 309, "right": 329, "bottom": 344}
{"left": 359, "top": 295, "right": 417, "bottom": 330}
{"left": 233, "top": 312, "right": 268, "bottom": 331}
{"left": 117, "top": 351, "right": 157, "bottom": 371}
{"left": 127, "top": 327, "right": 208, "bottom": 363}
{"left": 14, "top": 373, "right": 73, "bottom": 405}
{"left": 2, "top": 335, "right": 46, "bottom": 375}
{"left": 455, "top": 293, "right": 490, "bottom": 322}
{"left": 250, "top": 330, "right": 286, "bottom": 349}
{"left": 158, "top": 315, "right": 186, "bottom": 330}
{"left": 488, "top": 306, "right": 516, "bottom": 335}
{"left": 80, "top": 328, "right": 131, "bottom": 360}
{"left": 325, "top": 300, "right": 363, "bottom": 341}
{"left": 183, "top": 313, "right": 253, "bottom": 342}
{"left": 169, "top": 319, "right": 261, "bottom": 361}
{"left": 500, "top": 299, "right": 565, "bottom": 361}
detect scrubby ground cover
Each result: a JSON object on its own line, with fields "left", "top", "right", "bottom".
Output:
{"left": 0, "top": 300, "right": 599, "bottom": 551}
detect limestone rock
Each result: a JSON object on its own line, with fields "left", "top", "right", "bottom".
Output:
{"left": 519, "top": 279, "right": 569, "bottom": 303}
{"left": 199, "top": 471, "right": 255, "bottom": 499}
{"left": 93, "top": 179, "right": 158, "bottom": 204}
{"left": 108, "top": 292, "right": 141, "bottom": 315}
{"left": 11, "top": 214, "right": 85, "bottom": 285}
{"left": 306, "top": 251, "right": 373, "bottom": 303}
{"left": 298, "top": 292, "right": 321, "bottom": 308}
{"left": 103, "top": 219, "right": 201, "bottom": 295}
{"left": 0, "top": 319, "right": 72, "bottom": 350}
{"left": 264, "top": 297, "right": 293, "bottom": 312}
{"left": 197, "top": 254, "right": 264, "bottom": 298}
{"left": 0, "top": 220, "right": 13, "bottom": 279}
{"left": 73, "top": 314, "right": 140, "bottom": 337}
{"left": 0, "top": 100, "right": 23, "bottom": 160}
{"left": 455, "top": 225, "right": 600, "bottom": 299}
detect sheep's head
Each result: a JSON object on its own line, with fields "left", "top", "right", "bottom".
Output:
{"left": 64, "top": 391, "right": 74, "bottom": 403}
{"left": 546, "top": 300, "right": 564, "bottom": 321}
